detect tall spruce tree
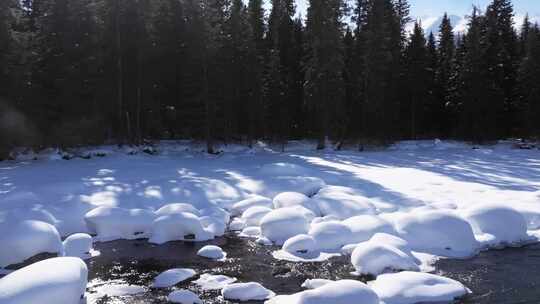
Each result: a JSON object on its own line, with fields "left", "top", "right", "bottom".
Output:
{"left": 436, "top": 13, "right": 456, "bottom": 137}
{"left": 305, "top": 0, "right": 346, "bottom": 149}
{"left": 518, "top": 24, "right": 540, "bottom": 137}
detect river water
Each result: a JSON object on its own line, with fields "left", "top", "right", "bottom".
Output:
{"left": 86, "top": 235, "right": 540, "bottom": 304}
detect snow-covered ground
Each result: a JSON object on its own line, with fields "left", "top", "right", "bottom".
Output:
{"left": 1, "top": 140, "right": 539, "bottom": 303}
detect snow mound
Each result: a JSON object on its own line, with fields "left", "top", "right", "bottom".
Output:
{"left": 231, "top": 196, "right": 273, "bottom": 217}
{"left": 63, "top": 233, "right": 98, "bottom": 259}
{"left": 168, "top": 290, "right": 202, "bottom": 304}
{"left": 239, "top": 226, "right": 261, "bottom": 238}
{"left": 0, "top": 257, "right": 87, "bottom": 304}
{"left": 0, "top": 220, "right": 62, "bottom": 268}
{"left": 197, "top": 245, "right": 226, "bottom": 260}
{"left": 194, "top": 274, "right": 237, "bottom": 290}
{"left": 93, "top": 283, "right": 145, "bottom": 297}
{"left": 273, "top": 192, "right": 320, "bottom": 215}
{"left": 351, "top": 242, "right": 419, "bottom": 276}
{"left": 260, "top": 207, "right": 311, "bottom": 245}
{"left": 301, "top": 279, "right": 334, "bottom": 289}
{"left": 311, "top": 215, "right": 341, "bottom": 225}
{"left": 0, "top": 207, "right": 58, "bottom": 226}
{"left": 343, "top": 215, "right": 397, "bottom": 243}
{"left": 222, "top": 282, "right": 275, "bottom": 301}
{"left": 84, "top": 206, "right": 156, "bottom": 241}
{"left": 199, "top": 215, "right": 226, "bottom": 237}
{"left": 155, "top": 203, "right": 201, "bottom": 217}
{"left": 151, "top": 268, "right": 197, "bottom": 288}
{"left": 149, "top": 212, "right": 212, "bottom": 244}
{"left": 266, "top": 176, "right": 326, "bottom": 197}
{"left": 229, "top": 218, "right": 246, "bottom": 231}
{"left": 312, "top": 186, "right": 375, "bottom": 219}
{"left": 282, "top": 234, "right": 317, "bottom": 256}
{"left": 369, "top": 271, "right": 470, "bottom": 304}
{"left": 241, "top": 206, "right": 273, "bottom": 226}
{"left": 266, "top": 280, "right": 379, "bottom": 304}
{"left": 368, "top": 233, "right": 413, "bottom": 255}
{"left": 260, "top": 163, "right": 311, "bottom": 176}
{"left": 309, "top": 221, "right": 354, "bottom": 251}
{"left": 395, "top": 210, "right": 478, "bottom": 257}
{"left": 461, "top": 203, "right": 531, "bottom": 246}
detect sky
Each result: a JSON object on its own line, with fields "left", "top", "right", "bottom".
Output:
{"left": 292, "top": 0, "right": 540, "bottom": 20}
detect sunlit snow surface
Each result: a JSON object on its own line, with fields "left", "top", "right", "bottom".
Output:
{"left": 1, "top": 140, "right": 540, "bottom": 303}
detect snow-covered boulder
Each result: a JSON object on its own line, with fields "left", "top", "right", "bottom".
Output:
{"left": 343, "top": 215, "right": 397, "bottom": 243}
{"left": 239, "top": 226, "right": 261, "bottom": 238}
{"left": 194, "top": 274, "right": 237, "bottom": 291}
{"left": 200, "top": 206, "right": 230, "bottom": 225}
{"left": 282, "top": 234, "right": 318, "bottom": 256}
{"left": 369, "top": 271, "right": 470, "bottom": 304}
{"left": 222, "top": 282, "right": 275, "bottom": 301}
{"left": 309, "top": 221, "right": 354, "bottom": 251}
{"left": 197, "top": 245, "right": 226, "bottom": 260}
{"left": 168, "top": 290, "right": 202, "bottom": 304}
{"left": 273, "top": 192, "right": 320, "bottom": 215}
{"left": 199, "top": 215, "right": 226, "bottom": 237}
{"left": 301, "top": 279, "right": 334, "bottom": 290}
{"left": 311, "top": 215, "right": 340, "bottom": 225}
{"left": 312, "top": 186, "right": 375, "bottom": 220}
{"left": 151, "top": 268, "right": 197, "bottom": 288}
{"left": 0, "top": 220, "right": 62, "bottom": 268}
{"left": 84, "top": 206, "right": 156, "bottom": 241}
{"left": 395, "top": 210, "right": 478, "bottom": 257}
{"left": 461, "top": 203, "right": 530, "bottom": 246}
{"left": 231, "top": 196, "right": 273, "bottom": 216}
{"left": 351, "top": 242, "right": 419, "bottom": 276}
{"left": 149, "top": 212, "right": 212, "bottom": 244}
{"left": 266, "top": 176, "right": 326, "bottom": 197}
{"left": 260, "top": 207, "right": 311, "bottom": 245}
{"left": 266, "top": 280, "right": 379, "bottom": 304}
{"left": 241, "top": 206, "right": 273, "bottom": 226}
{"left": 0, "top": 257, "right": 88, "bottom": 304}
{"left": 63, "top": 233, "right": 97, "bottom": 259}
{"left": 229, "top": 218, "right": 246, "bottom": 231}
{"left": 155, "top": 203, "right": 201, "bottom": 217}
{"left": 0, "top": 207, "right": 57, "bottom": 226}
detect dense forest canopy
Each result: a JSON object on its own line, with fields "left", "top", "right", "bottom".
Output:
{"left": 0, "top": 0, "right": 539, "bottom": 155}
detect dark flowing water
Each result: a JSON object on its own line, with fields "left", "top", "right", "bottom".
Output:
{"left": 86, "top": 235, "right": 540, "bottom": 304}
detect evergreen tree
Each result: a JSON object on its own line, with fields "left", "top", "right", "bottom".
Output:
{"left": 436, "top": 13, "right": 456, "bottom": 137}
{"left": 403, "top": 21, "right": 428, "bottom": 139}
{"left": 305, "top": 0, "right": 346, "bottom": 149}
{"left": 518, "top": 24, "right": 540, "bottom": 137}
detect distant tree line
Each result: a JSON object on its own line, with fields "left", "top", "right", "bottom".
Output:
{"left": 0, "top": 0, "right": 539, "bottom": 154}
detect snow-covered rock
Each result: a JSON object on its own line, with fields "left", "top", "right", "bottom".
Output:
{"left": 312, "top": 186, "right": 375, "bottom": 219}
{"left": 84, "top": 206, "right": 156, "bottom": 241}
{"left": 260, "top": 207, "right": 311, "bottom": 245}
{"left": 273, "top": 192, "right": 320, "bottom": 215}
{"left": 0, "top": 220, "right": 62, "bottom": 268}
{"left": 282, "top": 234, "right": 318, "bottom": 256}
{"left": 0, "top": 207, "right": 57, "bottom": 226}
{"left": 461, "top": 203, "right": 530, "bottom": 246}
{"left": 194, "top": 274, "right": 237, "bottom": 290}
{"left": 309, "top": 221, "right": 354, "bottom": 251}
{"left": 395, "top": 210, "right": 479, "bottom": 257}
{"left": 266, "top": 176, "right": 326, "bottom": 197}
{"left": 151, "top": 268, "right": 197, "bottom": 288}
{"left": 311, "top": 215, "right": 340, "bottom": 225}
{"left": 369, "top": 271, "right": 470, "bottom": 304}
{"left": 0, "top": 257, "right": 87, "bottom": 304}
{"left": 229, "top": 218, "right": 246, "bottom": 231}
{"left": 63, "top": 233, "right": 97, "bottom": 259}
{"left": 231, "top": 196, "right": 273, "bottom": 216}
{"left": 168, "top": 290, "right": 202, "bottom": 304}
{"left": 266, "top": 280, "right": 379, "bottom": 304}
{"left": 155, "top": 203, "right": 201, "bottom": 217}
{"left": 343, "top": 215, "right": 397, "bottom": 243}
{"left": 199, "top": 215, "right": 226, "bottom": 237}
{"left": 351, "top": 242, "right": 419, "bottom": 276}
{"left": 200, "top": 207, "right": 230, "bottom": 225}
{"left": 149, "top": 212, "right": 212, "bottom": 244}
{"left": 241, "top": 206, "right": 273, "bottom": 226}
{"left": 239, "top": 226, "right": 261, "bottom": 238}
{"left": 301, "top": 279, "right": 334, "bottom": 290}
{"left": 197, "top": 245, "right": 226, "bottom": 260}
{"left": 222, "top": 282, "right": 275, "bottom": 301}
